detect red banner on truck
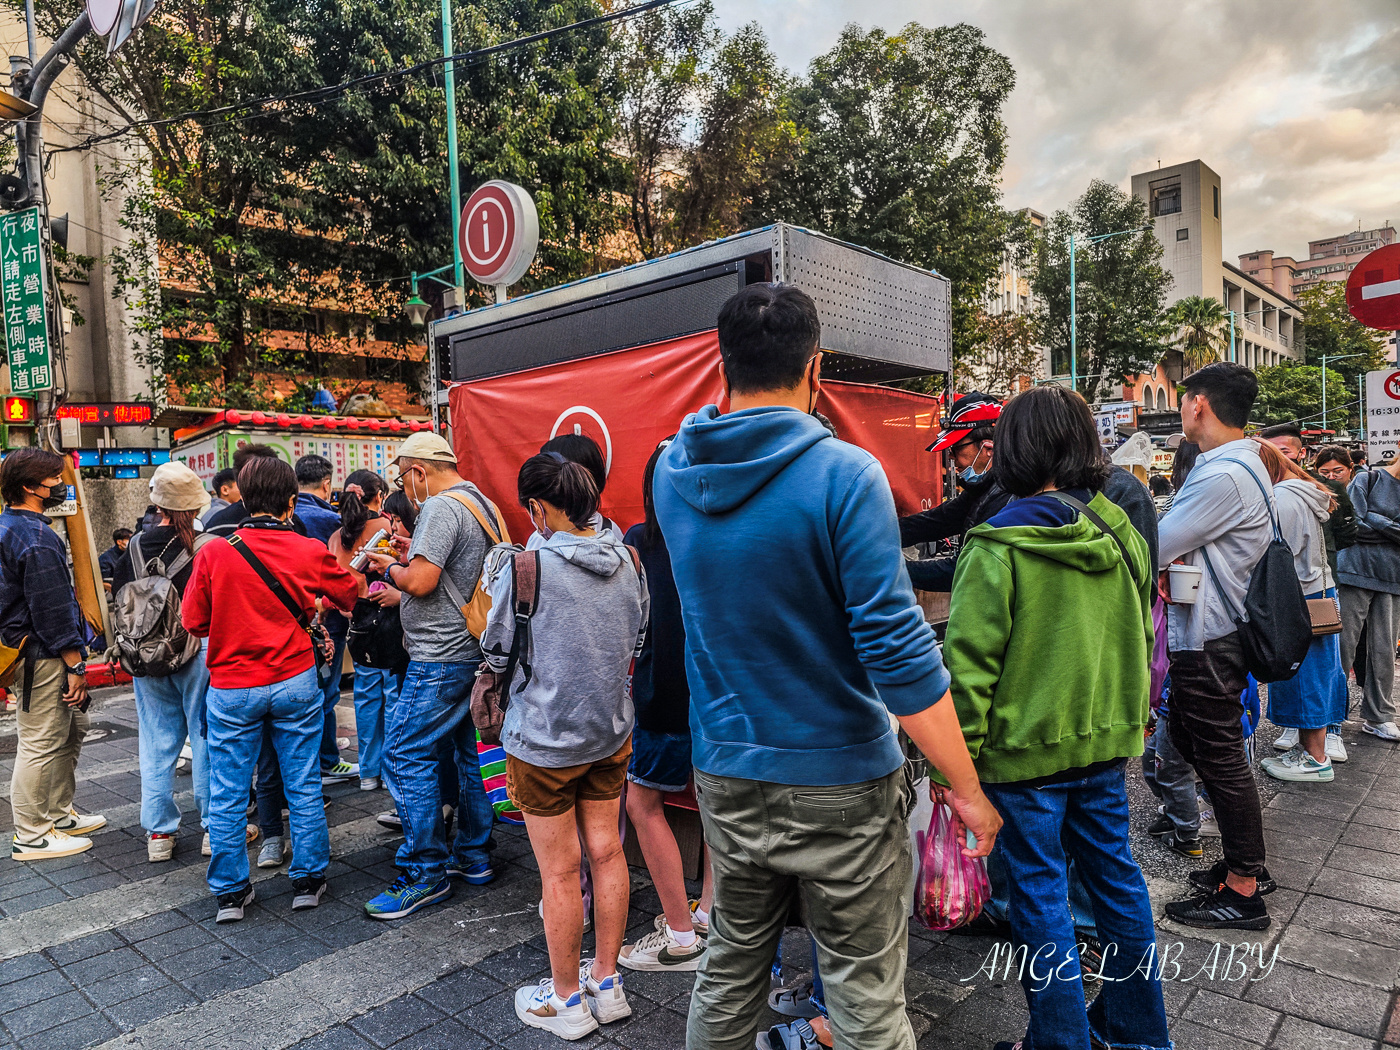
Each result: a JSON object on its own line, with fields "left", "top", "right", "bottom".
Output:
{"left": 449, "top": 330, "right": 943, "bottom": 542}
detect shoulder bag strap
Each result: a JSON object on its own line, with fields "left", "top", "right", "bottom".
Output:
{"left": 1199, "top": 544, "right": 1245, "bottom": 624}
{"left": 129, "top": 533, "right": 147, "bottom": 580}
{"left": 437, "top": 489, "right": 504, "bottom": 546}
{"left": 503, "top": 550, "right": 540, "bottom": 694}
{"left": 1217, "top": 457, "right": 1283, "bottom": 542}
{"left": 1044, "top": 491, "right": 1139, "bottom": 586}
{"left": 227, "top": 533, "right": 311, "bottom": 630}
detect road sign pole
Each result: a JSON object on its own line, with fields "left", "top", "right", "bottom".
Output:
{"left": 442, "top": 0, "right": 464, "bottom": 291}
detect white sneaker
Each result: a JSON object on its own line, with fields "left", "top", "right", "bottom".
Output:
{"left": 618, "top": 917, "right": 706, "bottom": 972}
{"left": 180, "top": 740, "right": 193, "bottom": 761}
{"left": 1273, "top": 727, "right": 1299, "bottom": 751}
{"left": 148, "top": 833, "right": 176, "bottom": 862}
{"left": 580, "top": 962, "right": 632, "bottom": 1023}
{"left": 1364, "top": 721, "right": 1400, "bottom": 741}
{"left": 12, "top": 828, "right": 93, "bottom": 861}
{"left": 1261, "top": 746, "right": 1335, "bottom": 783}
{"left": 514, "top": 979, "right": 598, "bottom": 1040}
{"left": 359, "top": 776, "right": 381, "bottom": 791}
{"left": 53, "top": 807, "right": 106, "bottom": 835}
{"left": 1325, "top": 732, "right": 1348, "bottom": 763}
{"left": 1198, "top": 806, "right": 1220, "bottom": 839}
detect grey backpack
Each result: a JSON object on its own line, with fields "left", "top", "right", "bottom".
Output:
{"left": 112, "top": 533, "right": 210, "bottom": 678}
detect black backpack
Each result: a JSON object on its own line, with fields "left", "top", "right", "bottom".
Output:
{"left": 347, "top": 596, "right": 409, "bottom": 671}
{"left": 1201, "top": 460, "right": 1311, "bottom": 683}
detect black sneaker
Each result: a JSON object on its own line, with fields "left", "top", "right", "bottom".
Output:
{"left": 216, "top": 885, "right": 255, "bottom": 924}
{"left": 1146, "top": 814, "right": 1175, "bottom": 836}
{"left": 1165, "top": 883, "right": 1269, "bottom": 930}
{"left": 1154, "top": 829, "right": 1203, "bottom": 859}
{"left": 1075, "top": 929, "right": 1103, "bottom": 984}
{"left": 1187, "top": 859, "right": 1275, "bottom": 895}
{"left": 292, "top": 875, "right": 327, "bottom": 911}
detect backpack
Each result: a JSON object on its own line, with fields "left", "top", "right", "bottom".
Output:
{"left": 347, "top": 595, "right": 409, "bottom": 671}
{"left": 113, "top": 533, "right": 211, "bottom": 678}
{"left": 1200, "top": 460, "right": 1311, "bottom": 683}
{"left": 434, "top": 488, "right": 511, "bottom": 639}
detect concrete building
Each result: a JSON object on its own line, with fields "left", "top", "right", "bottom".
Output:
{"left": 1131, "top": 159, "right": 1304, "bottom": 371}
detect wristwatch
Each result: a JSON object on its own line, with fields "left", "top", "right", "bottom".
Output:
{"left": 65, "top": 662, "right": 86, "bottom": 677}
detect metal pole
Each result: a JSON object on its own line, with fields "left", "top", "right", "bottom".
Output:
{"left": 442, "top": 0, "right": 464, "bottom": 290}
{"left": 1068, "top": 233, "right": 1076, "bottom": 392}
{"left": 1228, "top": 310, "right": 1235, "bottom": 364}
{"left": 23, "top": 0, "right": 36, "bottom": 62}
{"left": 1360, "top": 374, "right": 1366, "bottom": 441}
{"left": 1322, "top": 354, "right": 1328, "bottom": 434}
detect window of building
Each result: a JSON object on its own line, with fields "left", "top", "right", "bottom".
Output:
{"left": 1176, "top": 228, "right": 1190, "bottom": 241}
{"left": 1150, "top": 178, "right": 1181, "bottom": 217}
{"left": 1157, "top": 387, "right": 1168, "bottom": 411}
{"left": 1213, "top": 186, "right": 1220, "bottom": 219}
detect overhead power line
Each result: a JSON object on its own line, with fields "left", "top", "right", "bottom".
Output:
{"left": 47, "top": 0, "right": 687, "bottom": 157}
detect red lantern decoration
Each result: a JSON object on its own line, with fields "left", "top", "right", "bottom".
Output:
{"left": 367, "top": 419, "right": 381, "bottom": 431}
{"left": 276, "top": 414, "right": 291, "bottom": 427}
{"left": 324, "top": 418, "right": 338, "bottom": 429}
{"left": 345, "top": 418, "right": 359, "bottom": 430}
{"left": 250, "top": 411, "right": 266, "bottom": 426}
{"left": 299, "top": 415, "right": 314, "bottom": 429}
{"left": 226, "top": 410, "right": 242, "bottom": 426}
{"left": 388, "top": 419, "right": 402, "bottom": 432}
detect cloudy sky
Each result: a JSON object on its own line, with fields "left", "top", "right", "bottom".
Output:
{"left": 712, "top": 0, "right": 1400, "bottom": 263}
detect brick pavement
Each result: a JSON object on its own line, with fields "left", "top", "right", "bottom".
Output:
{"left": 0, "top": 685, "right": 1398, "bottom": 1050}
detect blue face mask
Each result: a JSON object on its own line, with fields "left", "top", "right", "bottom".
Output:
{"left": 957, "top": 445, "right": 991, "bottom": 485}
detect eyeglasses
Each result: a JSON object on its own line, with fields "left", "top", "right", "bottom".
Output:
{"left": 1317, "top": 466, "right": 1350, "bottom": 479}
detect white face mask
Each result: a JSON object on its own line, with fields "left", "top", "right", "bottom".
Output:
{"left": 531, "top": 501, "right": 553, "bottom": 541}
{"left": 404, "top": 469, "right": 426, "bottom": 509}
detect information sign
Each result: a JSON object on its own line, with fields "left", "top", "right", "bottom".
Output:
{"left": 0, "top": 207, "right": 51, "bottom": 394}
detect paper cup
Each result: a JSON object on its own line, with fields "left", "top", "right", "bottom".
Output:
{"left": 1168, "top": 564, "right": 1203, "bottom": 605}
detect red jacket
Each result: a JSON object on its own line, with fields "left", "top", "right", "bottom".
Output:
{"left": 183, "top": 525, "right": 359, "bottom": 689}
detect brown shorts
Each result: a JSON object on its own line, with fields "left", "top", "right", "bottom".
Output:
{"left": 506, "top": 737, "right": 634, "bottom": 818}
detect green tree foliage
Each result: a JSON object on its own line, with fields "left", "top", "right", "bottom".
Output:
{"left": 613, "top": 2, "right": 796, "bottom": 259}
{"left": 745, "top": 22, "right": 1021, "bottom": 370}
{"left": 1297, "top": 281, "right": 1388, "bottom": 390}
{"left": 1253, "top": 364, "right": 1354, "bottom": 432}
{"left": 1167, "top": 295, "right": 1234, "bottom": 371}
{"left": 955, "top": 310, "right": 1040, "bottom": 398}
{"left": 27, "top": 0, "right": 621, "bottom": 408}
{"left": 1033, "top": 179, "right": 1172, "bottom": 403}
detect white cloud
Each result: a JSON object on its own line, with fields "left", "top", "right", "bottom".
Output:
{"left": 712, "top": 0, "right": 1400, "bottom": 263}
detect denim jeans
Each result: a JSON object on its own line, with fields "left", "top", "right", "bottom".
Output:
{"left": 1144, "top": 706, "right": 1200, "bottom": 837}
{"left": 984, "top": 765, "right": 1171, "bottom": 1050}
{"left": 985, "top": 841, "right": 1098, "bottom": 935}
{"left": 319, "top": 621, "right": 349, "bottom": 772}
{"left": 256, "top": 724, "right": 287, "bottom": 839}
{"left": 133, "top": 645, "right": 211, "bottom": 835}
{"left": 352, "top": 662, "right": 397, "bottom": 781}
{"left": 383, "top": 660, "right": 493, "bottom": 882}
{"left": 206, "top": 667, "right": 328, "bottom": 895}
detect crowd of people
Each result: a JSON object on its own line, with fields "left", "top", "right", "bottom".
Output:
{"left": 1, "top": 281, "right": 1396, "bottom": 1050}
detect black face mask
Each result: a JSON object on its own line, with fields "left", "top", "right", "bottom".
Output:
{"left": 37, "top": 484, "right": 65, "bottom": 510}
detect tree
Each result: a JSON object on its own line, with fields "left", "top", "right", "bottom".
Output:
{"left": 1297, "top": 281, "right": 1388, "bottom": 390}
{"left": 955, "top": 310, "right": 1040, "bottom": 398}
{"left": 1167, "top": 295, "right": 1233, "bottom": 371}
{"left": 1033, "top": 179, "right": 1173, "bottom": 403}
{"left": 27, "top": 0, "right": 622, "bottom": 408}
{"left": 611, "top": 3, "right": 796, "bottom": 259}
{"left": 1253, "top": 364, "right": 1353, "bottom": 432}
{"left": 746, "top": 22, "right": 1021, "bottom": 370}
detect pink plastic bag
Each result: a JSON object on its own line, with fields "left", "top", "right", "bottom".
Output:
{"left": 913, "top": 801, "right": 991, "bottom": 931}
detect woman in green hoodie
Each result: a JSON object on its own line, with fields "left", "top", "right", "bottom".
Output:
{"left": 943, "top": 385, "right": 1168, "bottom": 1050}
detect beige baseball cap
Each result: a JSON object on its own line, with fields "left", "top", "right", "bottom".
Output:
{"left": 395, "top": 431, "right": 457, "bottom": 464}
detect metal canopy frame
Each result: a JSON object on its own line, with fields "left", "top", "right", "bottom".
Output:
{"left": 435, "top": 224, "right": 952, "bottom": 385}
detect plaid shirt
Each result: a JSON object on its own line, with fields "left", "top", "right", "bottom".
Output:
{"left": 0, "top": 507, "right": 85, "bottom": 659}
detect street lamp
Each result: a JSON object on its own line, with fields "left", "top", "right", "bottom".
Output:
{"left": 1321, "top": 353, "right": 1364, "bottom": 434}
{"left": 1068, "top": 225, "right": 1153, "bottom": 392}
{"left": 1225, "top": 307, "right": 1277, "bottom": 365}
{"left": 403, "top": 264, "right": 457, "bottom": 327}
{"left": 440, "top": 0, "right": 464, "bottom": 290}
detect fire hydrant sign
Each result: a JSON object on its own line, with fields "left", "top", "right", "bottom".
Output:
{"left": 1366, "top": 369, "right": 1400, "bottom": 465}
{"left": 0, "top": 207, "right": 52, "bottom": 393}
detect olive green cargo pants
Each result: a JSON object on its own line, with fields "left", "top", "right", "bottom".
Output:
{"left": 687, "top": 767, "right": 915, "bottom": 1050}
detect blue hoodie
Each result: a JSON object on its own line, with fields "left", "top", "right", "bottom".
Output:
{"left": 654, "top": 404, "right": 951, "bottom": 786}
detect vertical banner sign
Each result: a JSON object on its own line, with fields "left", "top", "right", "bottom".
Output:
{"left": 1366, "top": 370, "right": 1400, "bottom": 466}
{"left": 0, "top": 207, "right": 52, "bottom": 393}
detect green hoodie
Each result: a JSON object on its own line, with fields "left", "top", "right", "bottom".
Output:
{"left": 942, "top": 491, "right": 1154, "bottom": 784}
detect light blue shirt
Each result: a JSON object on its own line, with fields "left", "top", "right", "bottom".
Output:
{"left": 1157, "top": 439, "right": 1273, "bottom": 652}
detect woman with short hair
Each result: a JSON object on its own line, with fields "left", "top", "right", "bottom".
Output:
{"left": 943, "top": 385, "right": 1169, "bottom": 1050}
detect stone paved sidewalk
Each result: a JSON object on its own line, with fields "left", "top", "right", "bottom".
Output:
{"left": 0, "top": 685, "right": 1398, "bottom": 1050}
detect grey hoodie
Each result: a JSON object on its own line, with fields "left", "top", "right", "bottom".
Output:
{"left": 1276, "top": 477, "right": 1334, "bottom": 594}
{"left": 480, "top": 531, "right": 649, "bottom": 768}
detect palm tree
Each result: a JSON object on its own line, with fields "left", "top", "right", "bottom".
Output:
{"left": 1166, "top": 296, "right": 1234, "bottom": 371}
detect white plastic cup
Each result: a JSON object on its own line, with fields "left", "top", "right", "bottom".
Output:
{"left": 1168, "top": 564, "right": 1203, "bottom": 605}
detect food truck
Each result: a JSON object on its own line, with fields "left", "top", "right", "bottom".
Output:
{"left": 434, "top": 223, "right": 952, "bottom": 541}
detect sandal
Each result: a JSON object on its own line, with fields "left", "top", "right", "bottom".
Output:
{"left": 758, "top": 1019, "right": 824, "bottom": 1050}
{"left": 767, "top": 979, "right": 820, "bottom": 1019}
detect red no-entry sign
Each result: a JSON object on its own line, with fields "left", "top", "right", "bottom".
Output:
{"left": 1347, "top": 243, "right": 1400, "bottom": 330}
{"left": 458, "top": 181, "right": 539, "bottom": 289}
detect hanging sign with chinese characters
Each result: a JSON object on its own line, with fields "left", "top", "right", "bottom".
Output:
{"left": 0, "top": 207, "right": 51, "bottom": 394}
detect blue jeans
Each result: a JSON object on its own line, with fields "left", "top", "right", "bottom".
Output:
{"left": 984, "top": 766, "right": 1170, "bottom": 1050}
{"left": 352, "top": 662, "right": 397, "bottom": 781}
{"left": 133, "top": 646, "right": 211, "bottom": 835}
{"left": 383, "top": 660, "right": 493, "bottom": 882}
{"left": 319, "top": 620, "right": 349, "bottom": 771}
{"left": 206, "top": 667, "right": 329, "bottom": 895}
{"left": 985, "top": 844, "right": 1098, "bottom": 935}
{"left": 256, "top": 724, "right": 287, "bottom": 838}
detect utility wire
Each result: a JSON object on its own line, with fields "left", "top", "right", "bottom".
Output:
{"left": 47, "top": 0, "right": 688, "bottom": 157}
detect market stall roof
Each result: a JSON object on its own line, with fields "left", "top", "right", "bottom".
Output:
{"left": 171, "top": 409, "right": 435, "bottom": 442}
{"left": 434, "top": 224, "right": 952, "bottom": 385}
{"left": 151, "top": 405, "right": 223, "bottom": 431}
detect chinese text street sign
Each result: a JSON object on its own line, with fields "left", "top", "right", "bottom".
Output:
{"left": 0, "top": 207, "right": 51, "bottom": 394}
{"left": 1365, "top": 369, "right": 1400, "bottom": 465}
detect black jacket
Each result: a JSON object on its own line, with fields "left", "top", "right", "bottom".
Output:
{"left": 899, "top": 479, "right": 1013, "bottom": 591}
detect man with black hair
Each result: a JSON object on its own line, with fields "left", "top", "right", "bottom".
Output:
{"left": 0, "top": 447, "right": 103, "bottom": 860}
{"left": 294, "top": 454, "right": 340, "bottom": 544}
{"left": 654, "top": 283, "right": 1000, "bottom": 1049}
{"left": 1157, "top": 363, "right": 1275, "bottom": 930}
{"left": 204, "top": 445, "right": 287, "bottom": 537}
{"left": 203, "top": 467, "right": 240, "bottom": 522}
{"left": 98, "top": 527, "right": 133, "bottom": 590}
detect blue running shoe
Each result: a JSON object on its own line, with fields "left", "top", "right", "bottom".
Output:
{"left": 364, "top": 874, "right": 452, "bottom": 920}
{"left": 447, "top": 860, "right": 495, "bottom": 885}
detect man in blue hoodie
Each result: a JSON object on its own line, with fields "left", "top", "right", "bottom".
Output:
{"left": 654, "top": 284, "right": 1000, "bottom": 1050}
